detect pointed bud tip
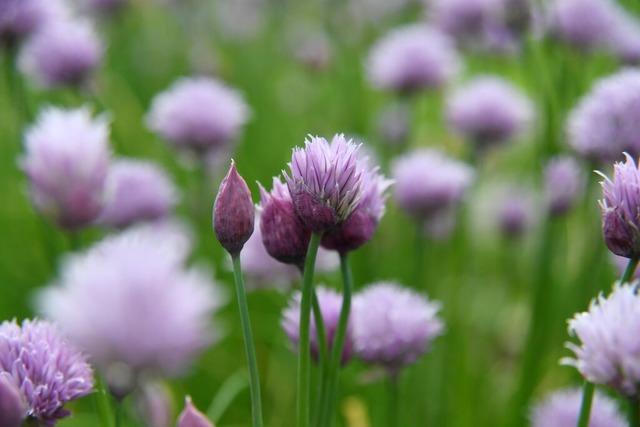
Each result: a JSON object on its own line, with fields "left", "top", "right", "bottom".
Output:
{"left": 177, "top": 396, "right": 214, "bottom": 427}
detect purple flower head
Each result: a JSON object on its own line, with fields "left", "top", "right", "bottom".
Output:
{"left": 606, "top": 11, "right": 640, "bottom": 65}
{"left": 563, "top": 283, "right": 640, "bottom": 397}
{"left": 531, "top": 388, "right": 626, "bottom": 427}
{"left": 39, "top": 223, "right": 223, "bottom": 397}
{"left": 146, "top": 77, "right": 250, "bottom": 154}
{"left": 0, "top": 373, "right": 25, "bottom": 427}
{"left": 213, "top": 161, "right": 255, "bottom": 256}
{"left": 259, "top": 177, "right": 311, "bottom": 266}
{"left": 497, "top": 187, "right": 535, "bottom": 238}
{"left": 21, "top": 106, "right": 111, "bottom": 230}
{"left": 392, "top": 148, "right": 474, "bottom": 224}
{"left": 366, "top": 24, "right": 461, "bottom": 94}
{"left": 282, "top": 286, "right": 353, "bottom": 364}
{"left": 19, "top": 18, "right": 103, "bottom": 89}
{"left": 352, "top": 282, "right": 444, "bottom": 373}
{"left": 177, "top": 397, "right": 214, "bottom": 427}
{"left": 548, "top": 0, "right": 619, "bottom": 50}
{"left": 99, "top": 159, "right": 178, "bottom": 229}
{"left": 0, "top": 319, "right": 94, "bottom": 426}
{"left": 284, "top": 134, "right": 366, "bottom": 232}
{"left": 544, "top": 156, "right": 585, "bottom": 216}
{"left": 446, "top": 76, "right": 533, "bottom": 149}
{"left": 598, "top": 154, "right": 640, "bottom": 258}
{"left": 429, "top": 0, "right": 498, "bottom": 41}
{"left": 0, "top": 0, "right": 65, "bottom": 45}
{"left": 321, "top": 156, "right": 392, "bottom": 254}
{"left": 568, "top": 69, "right": 640, "bottom": 162}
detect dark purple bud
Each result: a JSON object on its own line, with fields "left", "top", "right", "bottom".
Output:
{"left": 0, "top": 375, "right": 25, "bottom": 427}
{"left": 321, "top": 209, "right": 376, "bottom": 254}
{"left": 213, "top": 161, "right": 255, "bottom": 256}
{"left": 259, "top": 179, "right": 311, "bottom": 267}
{"left": 177, "top": 397, "right": 214, "bottom": 427}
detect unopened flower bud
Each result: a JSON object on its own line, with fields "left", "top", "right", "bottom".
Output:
{"left": 177, "top": 397, "right": 214, "bottom": 427}
{"left": 213, "top": 161, "right": 255, "bottom": 256}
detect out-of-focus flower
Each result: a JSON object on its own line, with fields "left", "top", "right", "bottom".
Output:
{"left": 607, "top": 12, "right": 640, "bottom": 64}
{"left": 213, "top": 161, "right": 255, "bottom": 256}
{"left": 497, "top": 188, "right": 535, "bottom": 238}
{"left": 568, "top": 69, "right": 640, "bottom": 162}
{"left": 446, "top": 76, "right": 534, "bottom": 150}
{"left": 19, "top": 18, "right": 103, "bottom": 88}
{"left": 564, "top": 283, "right": 640, "bottom": 397}
{"left": 290, "top": 28, "right": 333, "bottom": 72}
{"left": 284, "top": 134, "right": 366, "bottom": 232}
{"left": 531, "top": 388, "right": 626, "bottom": 427}
{"left": 21, "top": 106, "right": 110, "bottom": 230}
{"left": 392, "top": 148, "right": 474, "bottom": 227}
{"left": 282, "top": 286, "right": 353, "bottom": 363}
{"left": 214, "top": 0, "right": 266, "bottom": 42}
{"left": 321, "top": 157, "right": 392, "bottom": 254}
{"left": 39, "top": 224, "right": 223, "bottom": 397}
{"left": 429, "top": 0, "right": 498, "bottom": 41}
{"left": 177, "top": 397, "right": 214, "bottom": 427}
{"left": 352, "top": 282, "right": 444, "bottom": 373}
{"left": 544, "top": 156, "right": 584, "bottom": 216}
{"left": 547, "top": 0, "right": 619, "bottom": 50}
{"left": 377, "top": 103, "right": 410, "bottom": 146}
{"left": 0, "top": 319, "right": 94, "bottom": 425}
{"left": 0, "top": 374, "right": 24, "bottom": 427}
{"left": 135, "top": 382, "right": 173, "bottom": 427}
{"left": 99, "top": 159, "right": 178, "bottom": 228}
{"left": 80, "top": 0, "right": 127, "bottom": 15}
{"left": 146, "top": 77, "right": 249, "bottom": 154}
{"left": 366, "top": 24, "right": 461, "bottom": 94}
{"left": 0, "top": 0, "right": 65, "bottom": 45}
{"left": 599, "top": 154, "right": 640, "bottom": 259}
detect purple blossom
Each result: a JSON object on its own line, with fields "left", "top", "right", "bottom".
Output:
{"left": 568, "top": 69, "right": 640, "bottom": 162}
{"left": 38, "top": 224, "right": 223, "bottom": 396}
{"left": 544, "top": 156, "right": 585, "bottom": 216}
{"left": 284, "top": 134, "right": 366, "bottom": 232}
{"left": 366, "top": 24, "right": 461, "bottom": 94}
{"left": 0, "top": 319, "right": 93, "bottom": 425}
{"left": 446, "top": 76, "right": 534, "bottom": 149}
{"left": 392, "top": 148, "right": 474, "bottom": 225}
{"left": 146, "top": 77, "right": 250, "bottom": 154}
{"left": 531, "top": 388, "right": 626, "bottom": 427}
{"left": 282, "top": 286, "right": 353, "bottom": 363}
{"left": 19, "top": 18, "right": 103, "bottom": 88}
{"left": 564, "top": 283, "right": 640, "bottom": 397}
{"left": 0, "top": 0, "right": 65, "bottom": 45}
{"left": 429, "top": 0, "right": 498, "bottom": 41}
{"left": 177, "top": 397, "right": 214, "bottom": 427}
{"left": 598, "top": 154, "right": 640, "bottom": 258}
{"left": 607, "top": 13, "right": 640, "bottom": 64}
{"left": 352, "top": 282, "right": 444, "bottom": 373}
{"left": 0, "top": 374, "right": 24, "bottom": 427}
{"left": 497, "top": 187, "right": 535, "bottom": 238}
{"left": 99, "top": 159, "right": 178, "bottom": 228}
{"left": 21, "top": 106, "right": 111, "bottom": 230}
{"left": 547, "top": 0, "right": 619, "bottom": 50}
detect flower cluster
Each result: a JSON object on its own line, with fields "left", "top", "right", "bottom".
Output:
{"left": 531, "top": 388, "right": 626, "bottom": 427}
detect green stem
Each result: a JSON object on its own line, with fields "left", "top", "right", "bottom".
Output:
{"left": 620, "top": 257, "right": 639, "bottom": 284}
{"left": 297, "top": 233, "right": 322, "bottom": 427}
{"left": 312, "top": 290, "right": 329, "bottom": 427}
{"left": 387, "top": 375, "right": 399, "bottom": 427}
{"left": 94, "top": 377, "right": 114, "bottom": 427}
{"left": 629, "top": 396, "right": 640, "bottom": 427}
{"left": 576, "top": 382, "right": 594, "bottom": 427}
{"left": 231, "top": 255, "right": 264, "bottom": 427}
{"left": 320, "top": 253, "right": 353, "bottom": 427}
{"left": 114, "top": 400, "right": 123, "bottom": 427}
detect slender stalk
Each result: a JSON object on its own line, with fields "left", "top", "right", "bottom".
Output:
{"left": 576, "top": 382, "right": 594, "bottom": 427}
{"left": 231, "top": 255, "right": 264, "bottom": 427}
{"left": 629, "top": 396, "right": 640, "bottom": 427}
{"left": 93, "top": 377, "right": 114, "bottom": 427}
{"left": 114, "top": 400, "right": 123, "bottom": 427}
{"left": 387, "top": 375, "right": 399, "bottom": 427}
{"left": 297, "top": 233, "right": 322, "bottom": 427}
{"left": 312, "top": 290, "right": 329, "bottom": 427}
{"left": 320, "top": 253, "right": 353, "bottom": 427}
{"left": 620, "top": 257, "right": 639, "bottom": 284}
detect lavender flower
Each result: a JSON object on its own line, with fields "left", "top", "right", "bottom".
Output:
{"left": 146, "top": 77, "right": 250, "bottom": 154}
{"left": 531, "top": 388, "right": 626, "bottom": 427}
{"left": 366, "top": 24, "right": 461, "bottom": 94}
{"left": 0, "top": 0, "right": 64, "bottom": 45}
{"left": 498, "top": 187, "right": 535, "bottom": 238}
{"left": 177, "top": 397, "right": 214, "bottom": 427}
{"left": 99, "top": 159, "right": 178, "bottom": 228}
{"left": 547, "top": 0, "right": 619, "bottom": 50}
{"left": 599, "top": 154, "right": 640, "bottom": 258}
{"left": 567, "top": 69, "right": 640, "bottom": 162}
{"left": 392, "top": 149, "right": 474, "bottom": 226}
{"left": 544, "top": 156, "right": 585, "bottom": 216}
{"left": 0, "top": 319, "right": 93, "bottom": 425}
{"left": 352, "top": 282, "right": 444, "bottom": 372}
{"left": 21, "top": 106, "right": 110, "bottom": 230}
{"left": 564, "top": 283, "right": 640, "bottom": 397}
{"left": 429, "top": 0, "right": 497, "bottom": 42}
{"left": 284, "top": 134, "right": 366, "bottom": 232}
{"left": 282, "top": 286, "right": 353, "bottom": 363}
{"left": 321, "top": 157, "right": 392, "bottom": 253}
{"left": 39, "top": 224, "right": 223, "bottom": 397}
{"left": 0, "top": 374, "right": 24, "bottom": 427}
{"left": 446, "top": 76, "right": 534, "bottom": 149}
{"left": 19, "top": 18, "right": 103, "bottom": 88}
